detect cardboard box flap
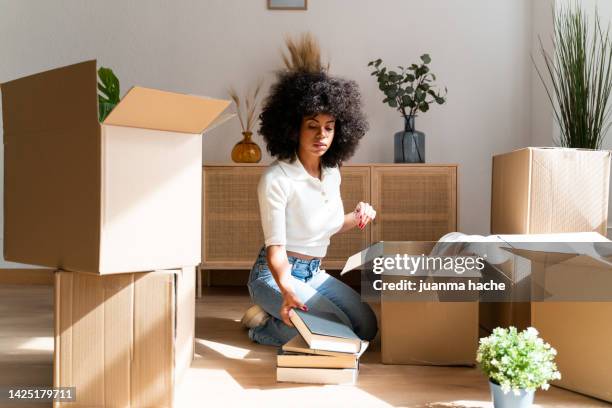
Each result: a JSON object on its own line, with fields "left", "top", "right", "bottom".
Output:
{"left": 503, "top": 146, "right": 611, "bottom": 155}
{"left": 1, "top": 60, "right": 98, "bottom": 144}
{"left": 502, "top": 245, "right": 612, "bottom": 269}
{"left": 501, "top": 247, "right": 578, "bottom": 266}
{"left": 341, "top": 241, "right": 385, "bottom": 275}
{"left": 103, "top": 86, "right": 231, "bottom": 134}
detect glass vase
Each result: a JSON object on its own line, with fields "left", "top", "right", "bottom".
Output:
{"left": 231, "top": 131, "right": 261, "bottom": 163}
{"left": 394, "top": 115, "right": 425, "bottom": 163}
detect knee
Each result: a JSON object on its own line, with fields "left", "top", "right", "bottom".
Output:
{"left": 354, "top": 303, "right": 378, "bottom": 341}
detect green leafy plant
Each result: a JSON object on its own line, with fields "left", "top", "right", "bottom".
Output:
{"left": 477, "top": 327, "right": 561, "bottom": 395}
{"left": 368, "top": 55, "right": 447, "bottom": 128}
{"left": 534, "top": 3, "right": 612, "bottom": 149}
{"left": 97, "top": 67, "right": 120, "bottom": 122}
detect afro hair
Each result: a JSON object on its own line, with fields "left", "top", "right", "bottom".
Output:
{"left": 258, "top": 70, "right": 368, "bottom": 168}
{"left": 258, "top": 33, "right": 368, "bottom": 168}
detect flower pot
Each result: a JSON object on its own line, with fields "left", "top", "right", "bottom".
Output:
{"left": 231, "top": 131, "right": 261, "bottom": 163}
{"left": 489, "top": 380, "right": 535, "bottom": 408}
{"left": 394, "top": 115, "right": 425, "bottom": 163}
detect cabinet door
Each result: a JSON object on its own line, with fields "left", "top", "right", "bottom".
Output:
{"left": 202, "top": 166, "right": 265, "bottom": 268}
{"left": 323, "top": 166, "right": 371, "bottom": 270}
{"left": 371, "top": 166, "right": 457, "bottom": 242}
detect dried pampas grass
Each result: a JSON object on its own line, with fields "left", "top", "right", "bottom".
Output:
{"left": 282, "top": 32, "right": 329, "bottom": 74}
{"left": 229, "top": 78, "right": 264, "bottom": 133}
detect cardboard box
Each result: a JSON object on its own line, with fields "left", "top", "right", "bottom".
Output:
{"left": 1, "top": 60, "right": 231, "bottom": 274}
{"left": 491, "top": 147, "right": 610, "bottom": 235}
{"left": 54, "top": 266, "right": 195, "bottom": 407}
{"left": 488, "top": 147, "right": 611, "bottom": 331}
{"left": 343, "top": 242, "right": 479, "bottom": 366}
{"left": 342, "top": 234, "right": 609, "bottom": 366}
{"left": 501, "top": 238, "right": 612, "bottom": 402}
{"left": 532, "top": 303, "right": 612, "bottom": 402}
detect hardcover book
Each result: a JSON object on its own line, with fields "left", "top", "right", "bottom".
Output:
{"left": 276, "top": 367, "right": 358, "bottom": 385}
{"left": 289, "top": 309, "right": 362, "bottom": 354}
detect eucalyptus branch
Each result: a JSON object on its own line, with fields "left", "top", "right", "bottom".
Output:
{"left": 369, "top": 55, "right": 447, "bottom": 121}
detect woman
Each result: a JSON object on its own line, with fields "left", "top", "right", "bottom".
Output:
{"left": 242, "top": 35, "right": 378, "bottom": 346}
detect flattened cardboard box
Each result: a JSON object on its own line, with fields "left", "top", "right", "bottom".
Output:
{"left": 488, "top": 147, "right": 611, "bottom": 331}
{"left": 54, "top": 266, "right": 195, "bottom": 408}
{"left": 1, "top": 60, "right": 231, "bottom": 274}
{"left": 342, "top": 242, "right": 478, "bottom": 366}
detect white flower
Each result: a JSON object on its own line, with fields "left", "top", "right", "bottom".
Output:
{"left": 478, "top": 326, "right": 559, "bottom": 392}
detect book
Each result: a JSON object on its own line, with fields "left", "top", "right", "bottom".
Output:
{"left": 277, "top": 349, "right": 358, "bottom": 369}
{"left": 289, "top": 309, "right": 362, "bottom": 354}
{"left": 276, "top": 367, "right": 358, "bottom": 385}
{"left": 282, "top": 334, "right": 369, "bottom": 359}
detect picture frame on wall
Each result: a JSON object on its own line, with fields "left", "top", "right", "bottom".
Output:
{"left": 267, "top": 0, "right": 307, "bottom": 11}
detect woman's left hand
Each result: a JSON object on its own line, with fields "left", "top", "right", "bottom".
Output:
{"left": 354, "top": 202, "right": 376, "bottom": 230}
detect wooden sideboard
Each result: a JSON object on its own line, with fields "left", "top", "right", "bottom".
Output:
{"left": 201, "top": 163, "right": 458, "bottom": 274}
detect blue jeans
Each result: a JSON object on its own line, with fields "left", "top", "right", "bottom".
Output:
{"left": 246, "top": 246, "right": 378, "bottom": 346}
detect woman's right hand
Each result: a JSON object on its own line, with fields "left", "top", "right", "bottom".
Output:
{"left": 280, "top": 289, "right": 308, "bottom": 327}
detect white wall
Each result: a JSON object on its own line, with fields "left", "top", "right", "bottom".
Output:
{"left": 0, "top": 0, "right": 535, "bottom": 267}
{"left": 531, "top": 0, "right": 555, "bottom": 147}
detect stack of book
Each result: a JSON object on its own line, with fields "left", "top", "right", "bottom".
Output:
{"left": 277, "top": 309, "right": 369, "bottom": 385}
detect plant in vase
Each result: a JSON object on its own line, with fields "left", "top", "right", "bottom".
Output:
{"left": 534, "top": 3, "right": 612, "bottom": 149}
{"left": 229, "top": 80, "right": 264, "bottom": 163}
{"left": 368, "top": 55, "right": 447, "bottom": 163}
{"left": 477, "top": 327, "right": 561, "bottom": 408}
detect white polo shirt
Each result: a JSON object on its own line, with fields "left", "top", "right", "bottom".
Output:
{"left": 257, "top": 158, "right": 345, "bottom": 258}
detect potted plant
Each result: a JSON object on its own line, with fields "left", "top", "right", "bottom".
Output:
{"left": 228, "top": 79, "right": 264, "bottom": 163}
{"left": 477, "top": 327, "right": 561, "bottom": 408}
{"left": 534, "top": 3, "right": 612, "bottom": 148}
{"left": 368, "top": 55, "right": 446, "bottom": 163}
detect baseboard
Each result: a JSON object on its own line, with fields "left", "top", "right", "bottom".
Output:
{"left": 0, "top": 268, "right": 54, "bottom": 285}
{"left": 203, "top": 269, "right": 250, "bottom": 286}
{"left": 203, "top": 269, "right": 361, "bottom": 287}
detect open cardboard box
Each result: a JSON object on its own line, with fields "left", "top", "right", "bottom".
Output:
{"left": 342, "top": 241, "right": 479, "bottom": 366}
{"left": 54, "top": 266, "right": 195, "bottom": 408}
{"left": 498, "top": 233, "right": 612, "bottom": 403}
{"left": 1, "top": 60, "right": 232, "bottom": 274}
{"left": 341, "top": 232, "right": 612, "bottom": 370}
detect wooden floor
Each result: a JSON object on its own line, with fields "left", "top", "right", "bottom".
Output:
{"left": 0, "top": 284, "right": 609, "bottom": 408}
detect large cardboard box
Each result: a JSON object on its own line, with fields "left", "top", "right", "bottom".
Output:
{"left": 343, "top": 242, "right": 479, "bottom": 366}
{"left": 382, "top": 242, "right": 478, "bottom": 365}
{"left": 532, "top": 303, "right": 612, "bottom": 403}
{"left": 488, "top": 147, "right": 611, "bottom": 331}
{"left": 501, "top": 237, "right": 612, "bottom": 402}
{"left": 1, "top": 60, "right": 231, "bottom": 274}
{"left": 491, "top": 147, "right": 610, "bottom": 235}
{"left": 54, "top": 266, "right": 195, "bottom": 407}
